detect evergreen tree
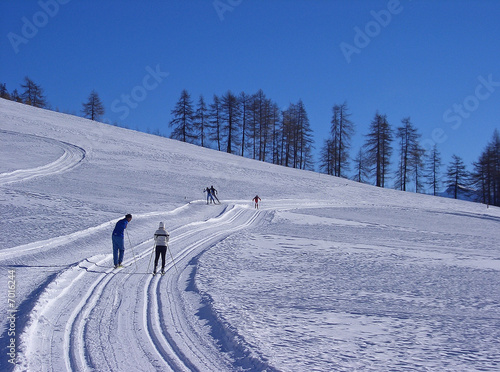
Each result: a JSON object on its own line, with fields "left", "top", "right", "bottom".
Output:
{"left": 352, "top": 147, "right": 370, "bottom": 183}
{"left": 425, "top": 144, "right": 442, "bottom": 196}
{"left": 11, "top": 89, "right": 22, "bottom": 103}
{"left": 328, "top": 105, "right": 341, "bottom": 176}
{"left": 302, "top": 144, "right": 315, "bottom": 171}
{"left": 209, "top": 94, "right": 222, "bottom": 151}
{"left": 0, "top": 83, "right": 11, "bottom": 100}
{"left": 81, "top": 90, "right": 105, "bottom": 121}
{"left": 220, "top": 90, "right": 241, "bottom": 154}
{"left": 245, "top": 90, "right": 275, "bottom": 162}
{"left": 280, "top": 103, "right": 293, "bottom": 166}
{"left": 20, "top": 76, "right": 47, "bottom": 108}
{"left": 473, "top": 150, "right": 492, "bottom": 205}
{"left": 394, "top": 117, "right": 423, "bottom": 191}
{"left": 413, "top": 145, "right": 426, "bottom": 193}
{"left": 364, "top": 112, "right": 393, "bottom": 187}
{"left": 239, "top": 92, "right": 251, "bottom": 157}
{"left": 330, "top": 102, "right": 355, "bottom": 178}
{"left": 169, "top": 90, "right": 196, "bottom": 143}
{"left": 472, "top": 130, "right": 500, "bottom": 206}
{"left": 491, "top": 130, "right": 500, "bottom": 206}
{"left": 270, "top": 101, "right": 282, "bottom": 165}
{"left": 194, "top": 95, "right": 209, "bottom": 147}
{"left": 254, "top": 90, "right": 272, "bottom": 161}
{"left": 446, "top": 154, "right": 469, "bottom": 199}
{"left": 319, "top": 139, "right": 336, "bottom": 175}
{"left": 295, "top": 100, "right": 314, "bottom": 170}
{"left": 291, "top": 102, "right": 302, "bottom": 168}
{"left": 261, "top": 98, "right": 274, "bottom": 163}
{"left": 280, "top": 101, "right": 314, "bottom": 169}
{"left": 248, "top": 94, "right": 260, "bottom": 159}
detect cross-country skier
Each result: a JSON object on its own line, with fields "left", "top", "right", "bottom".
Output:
{"left": 153, "top": 222, "right": 169, "bottom": 275}
{"left": 112, "top": 214, "right": 132, "bottom": 268}
{"left": 204, "top": 186, "right": 215, "bottom": 204}
{"left": 210, "top": 185, "right": 220, "bottom": 204}
{"left": 253, "top": 195, "right": 261, "bottom": 209}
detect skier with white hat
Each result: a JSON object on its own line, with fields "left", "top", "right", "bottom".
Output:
{"left": 153, "top": 222, "right": 169, "bottom": 275}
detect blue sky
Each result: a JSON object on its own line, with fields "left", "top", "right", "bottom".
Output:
{"left": 2, "top": 0, "right": 500, "bottom": 177}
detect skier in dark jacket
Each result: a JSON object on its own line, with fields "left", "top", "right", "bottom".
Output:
{"left": 112, "top": 214, "right": 132, "bottom": 268}
{"left": 204, "top": 186, "right": 215, "bottom": 204}
{"left": 210, "top": 185, "right": 220, "bottom": 204}
{"left": 253, "top": 195, "right": 261, "bottom": 209}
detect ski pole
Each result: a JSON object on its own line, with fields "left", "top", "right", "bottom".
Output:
{"left": 167, "top": 244, "right": 178, "bottom": 273}
{"left": 147, "top": 242, "right": 156, "bottom": 274}
{"left": 126, "top": 230, "right": 138, "bottom": 270}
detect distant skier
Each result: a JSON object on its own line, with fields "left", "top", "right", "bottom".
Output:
{"left": 204, "top": 186, "right": 215, "bottom": 204}
{"left": 210, "top": 185, "right": 220, "bottom": 204}
{"left": 252, "top": 195, "right": 261, "bottom": 209}
{"left": 153, "top": 222, "right": 169, "bottom": 275}
{"left": 112, "top": 214, "right": 132, "bottom": 268}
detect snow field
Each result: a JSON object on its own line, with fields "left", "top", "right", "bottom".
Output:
{"left": 1, "top": 99, "right": 500, "bottom": 371}
{"left": 196, "top": 206, "right": 500, "bottom": 371}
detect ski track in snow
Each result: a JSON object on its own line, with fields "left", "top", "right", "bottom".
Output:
{"left": 6, "top": 198, "right": 349, "bottom": 372}
{"left": 11, "top": 203, "right": 271, "bottom": 372}
{"left": 0, "top": 130, "right": 86, "bottom": 186}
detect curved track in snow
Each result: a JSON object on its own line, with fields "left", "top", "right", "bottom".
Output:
{"left": 0, "top": 130, "right": 86, "bottom": 186}
{"left": 14, "top": 204, "right": 267, "bottom": 372}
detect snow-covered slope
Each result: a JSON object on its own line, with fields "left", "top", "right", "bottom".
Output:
{"left": 1, "top": 98, "right": 499, "bottom": 371}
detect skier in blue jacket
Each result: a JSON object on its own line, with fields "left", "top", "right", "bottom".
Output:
{"left": 112, "top": 214, "right": 132, "bottom": 268}
{"left": 204, "top": 187, "right": 215, "bottom": 204}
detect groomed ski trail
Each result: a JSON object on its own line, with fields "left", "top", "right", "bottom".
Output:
{"left": 15, "top": 203, "right": 266, "bottom": 372}
{"left": 0, "top": 130, "right": 86, "bottom": 186}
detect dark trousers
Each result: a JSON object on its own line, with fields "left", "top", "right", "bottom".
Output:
{"left": 154, "top": 245, "right": 167, "bottom": 271}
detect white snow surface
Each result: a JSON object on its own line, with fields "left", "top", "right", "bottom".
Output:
{"left": 1, "top": 98, "right": 500, "bottom": 371}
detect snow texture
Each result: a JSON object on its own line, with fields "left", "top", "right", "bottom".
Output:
{"left": 1, "top": 99, "right": 499, "bottom": 371}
